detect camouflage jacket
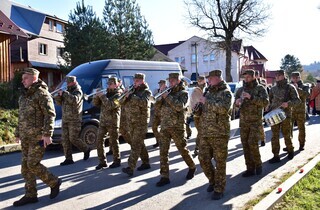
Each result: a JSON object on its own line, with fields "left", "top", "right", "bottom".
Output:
{"left": 200, "top": 81, "right": 233, "bottom": 137}
{"left": 54, "top": 83, "right": 83, "bottom": 122}
{"left": 92, "top": 88, "right": 121, "bottom": 127}
{"left": 160, "top": 81, "right": 188, "bottom": 130}
{"left": 153, "top": 89, "right": 163, "bottom": 117}
{"left": 121, "top": 83, "right": 151, "bottom": 126}
{"left": 269, "top": 79, "right": 300, "bottom": 118}
{"left": 235, "top": 79, "right": 269, "bottom": 124}
{"left": 15, "top": 79, "right": 56, "bottom": 140}
{"left": 291, "top": 81, "right": 310, "bottom": 113}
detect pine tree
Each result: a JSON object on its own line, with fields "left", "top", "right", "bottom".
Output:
{"left": 103, "top": 0, "right": 155, "bottom": 60}
{"left": 280, "top": 54, "right": 303, "bottom": 77}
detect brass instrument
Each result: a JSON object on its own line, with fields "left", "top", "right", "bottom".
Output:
{"left": 114, "top": 85, "right": 135, "bottom": 103}
{"left": 149, "top": 86, "right": 173, "bottom": 103}
{"left": 83, "top": 89, "right": 107, "bottom": 101}
{"left": 50, "top": 87, "right": 67, "bottom": 97}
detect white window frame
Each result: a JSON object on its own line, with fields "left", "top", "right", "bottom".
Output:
{"left": 48, "top": 20, "right": 53, "bottom": 31}
{"left": 39, "top": 43, "right": 47, "bottom": 55}
{"left": 56, "top": 22, "right": 63, "bottom": 33}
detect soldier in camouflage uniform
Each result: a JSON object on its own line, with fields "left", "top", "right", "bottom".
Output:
{"left": 235, "top": 70, "right": 269, "bottom": 177}
{"left": 121, "top": 73, "right": 151, "bottom": 176}
{"left": 156, "top": 73, "right": 196, "bottom": 187}
{"left": 289, "top": 71, "right": 310, "bottom": 151}
{"left": 13, "top": 68, "right": 61, "bottom": 206}
{"left": 55, "top": 76, "right": 90, "bottom": 166}
{"left": 197, "top": 70, "right": 233, "bottom": 200}
{"left": 93, "top": 77, "right": 121, "bottom": 170}
{"left": 268, "top": 70, "right": 300, "bottom": 163}
{"left": 152, "top": 80, "right": 167, "bottom": 148}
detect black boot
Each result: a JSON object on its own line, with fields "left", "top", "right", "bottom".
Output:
{"left": 260, "top": 141, "right": 265, "bottom": 147}
{"left": 207, "top": 184, "right": 214, "bottom": 192}
{"left": 109, "top": 161, "right": 121, "bottom": 168}
{"left": 288, "top": 152, "right": 294, "bottom": 160}
{"left": 95, "top": 163, "right": 108, "bottom": 170}
{"left": 83, "top": 149, "right": 91, "bottom": 160}
{"left": 13, "top": 196, "right": 38, "bottom": 206}
{"left": 156, "top": 177, "right": 170, "bottom": 187}
{"left": 137, "top": 163, "right": 151, "bottom": 171}
{"left": 242, "top": 170, "right": 255, "bottom": 177}
{"left": 60, "top": 159, "right": 74, "bottom": 166}
{"left": 50, "top": 178, "right": 62, "bottom": 199}
{"left": 122, "top": 167, "right": 133, "bottom": 176}
{"left": 269, "top": 156, "right": 281, "bottom": 164}
{"left": 186, "top": 168, "right": 196, "bottom": 180}
{"left": 212, "top": 191, "right": 224, "bottom": 200}
{"left": 299, "top": 144, "right": 305, "bottom": 151}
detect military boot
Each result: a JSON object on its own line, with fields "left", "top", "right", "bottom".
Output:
{"left": 242, "top": 170, "right": 255, "bottom": 177}
{"left": 137, "top": 163, "right": 151, "bottom": 171}
{"left": 60, "top": 159, "right": 74, "bottom": 166}
{"left": 269, "top": 156, "right": 281, "bottom": 164}
{"left": 186, "top": 168, "right": 196, "bottom": 180}
{"left": 207, "top": 184, "right": 214, "bottom": 192}
{"left": 95, "top": 162, "right": 108, "bottom": 170}
{"left": 13, "top": 196, "right": 38, "bottom": 206}
{"left": 260, "top": 141, "right": 265, "bottom": 147}
{"left": 109, "top": 161, "right": 121, "bottom": 168}
{"left": 288, "top": 152, "right": 294, "bottom": 160}
{"left": 212, "top": 191, "right": 224, "bottom": 200}
{"left": 83, "top": 149, "right": 91, "bottom": 160}
{"left": 50, "top": 178, "right": 62, "bottom": 199}
{"left": 156, "top": 177, "right": 170, "bottom": 187}
{"left": 122, "top": 167, "right": 133, "bottom": 177}
{"left": 299, "top": 144, "right": 305, "bottom": 151}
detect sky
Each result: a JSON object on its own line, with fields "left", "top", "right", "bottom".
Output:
{"left": 12, "top": 0, "right": 320, "bottom": 70}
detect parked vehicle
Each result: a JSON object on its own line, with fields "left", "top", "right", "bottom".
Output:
{"left": 227, "top": 81, "right": 243, "bottom": 120}
{"left": 52, "top": 59, "right": 183, "bottom": 148}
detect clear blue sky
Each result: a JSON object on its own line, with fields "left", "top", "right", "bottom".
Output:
{"left": 13, "top": 0, "right": 320, "bottom": 70}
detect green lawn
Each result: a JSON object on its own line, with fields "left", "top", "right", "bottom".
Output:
{"left": 272, "top": 162, "right": 320, "bottom": 210}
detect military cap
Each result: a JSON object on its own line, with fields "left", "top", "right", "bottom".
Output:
{"left": 108, "top": 77, "right": 118, "bottom": 84}
{"left": 291, "top": 71, "right": 301, "bottom": 77}
{"left": 206, "top": 69, "right": 222, "bottom": 78}
{"left": 168, "top": 73, "right": 180, "bottom": 80}
{"left": 242, "top": 69, "right": 255, "bottom": 76}
{"left": 66, "top": 76, "right": 76, "bottom": 83}
{"left": 275, "top": 70, "right": 285, "bottom": 75}
{"left": 23, "top": 67, "right": 39, "bottom": 76}
{"left": 197, "top": 76, "right": 205, "bottom": 81}
{"left": 158, "top": 79, "right": 166, "bottom": 84}
{"left": 134, "top": 73, "right": 145, "bottom": 80}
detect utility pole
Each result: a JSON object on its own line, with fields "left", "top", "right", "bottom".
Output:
{"left": 191, "top": 42, "right": 198, "bottom": 80}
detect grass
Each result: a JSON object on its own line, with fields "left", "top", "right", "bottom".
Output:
{"left": 272, "top": 162, "right": 320, "bottom": 210}
{"left": 0, "top": 108, "right": 18, "bottom": 146}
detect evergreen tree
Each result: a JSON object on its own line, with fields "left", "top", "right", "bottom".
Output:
{"left": 62, "top": 0, "right": 117, "bottom": 71}
{"left": 103, "top": 0, "right": 155, "bottom": 60}
{"left": 280, "top": 54, "right": 303, "bottom": 77}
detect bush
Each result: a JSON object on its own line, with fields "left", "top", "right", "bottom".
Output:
{"left": 0, "top": 109, "right": 18, "bottom": 145}
{"left": 0, "top": 71, "right": 23, "bottom": 109}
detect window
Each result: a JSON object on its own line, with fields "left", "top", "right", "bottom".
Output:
{"left": 48, "top": 20, "right": 53, "bottom": 31}
{"left": 175, "top": 57, "right": 180, "bottom": 63}
{"left": 210, "top": 53, "right": 215, "bottom": 61}
{"left": 191, "top": 54, "right": 197, "bottom": 63}
{"left": 203, "top": 55, "right": 209, "bottom": 62}
{"left": 180, "top": 56, "right": 185, "bottom": 64}
{"left": 39, "top": 43, "right": 47, "bottom": 55}
{"left": 57, "top": 47, "right": 65, "bottom": 57}
{"left": 56, "top": 22, "right": 63, "bottom": 33}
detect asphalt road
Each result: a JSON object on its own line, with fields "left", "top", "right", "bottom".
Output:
{"left": 1, "top": 116, "right": 320, "bottom": 210}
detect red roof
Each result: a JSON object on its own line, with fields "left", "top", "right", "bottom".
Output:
{"left": 243, "top": 45, "right": 267, "bottom": 61}
{"left": 0, "top": 10, "right": 27, "bottom": 37}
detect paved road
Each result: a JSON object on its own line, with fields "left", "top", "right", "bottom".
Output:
{"left": 1, "top": 116, "right": 320, "bottom": 210}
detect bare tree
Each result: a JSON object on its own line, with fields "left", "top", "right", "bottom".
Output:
{"left": 185, "top": 0, "right": 270, "bottom": 82}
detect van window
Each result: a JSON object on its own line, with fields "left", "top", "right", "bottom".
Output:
{"left": 122, "top": 76, "right": 134, "bottom": 88}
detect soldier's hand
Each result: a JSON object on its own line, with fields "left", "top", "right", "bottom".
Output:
{"left": 15, "top": 137, "right": 20, "bottom": 144}
{"left": 235, "top": 98, "right": 242, "bottom": 106}
{"left": 42, "top": 136, "right": 52, "bottom": 148}
{"left": 58, "top": 90, "right": 63, "bottom": 96}
{"left": 162, "top": 92, "right": 169, "bottom": 99}
{"left": 96, "top": 91, "right": 104, "bottom": 97}
{"left": 242, "top": 92, "right": 251, "bottom": 99}
{"left": 199, "top": 96, "right": 206, "bottom": 104}
{"left": 281, "top": 102, "right": 289, "bottom": 108}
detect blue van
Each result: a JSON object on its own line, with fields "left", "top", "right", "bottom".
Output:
{"left": 52, "top": 59, "right": 182, "bottom": 148}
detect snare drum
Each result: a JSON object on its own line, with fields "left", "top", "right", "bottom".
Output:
{"left": 264, "top": 108, "right": 286, "bottom": 126}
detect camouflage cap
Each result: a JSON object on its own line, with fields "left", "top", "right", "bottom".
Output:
{"left": 291, "top": 71, "right": 301, "bottom": 77}
{"left": 206, "top": 69, "right": 222, "bottom": 78}
{"left": 158, "top": 79, "right": 166, "bottom": 84}
{"left": 23, "top": 67, "right": 39, "bottom": 76}
{"left": 197, "top": 76, "right": 205, "bottom": 81}
{"left": 168, "top": 73, "right": 180, "bottom": 80}
{"left": 134, "top": 73, "right": 145, "bottom": 80}
{"left": 275, "top": 70, "right": 285, "bottom": 76}
{"left": 242, "top": 69, "right": 255, "bottom": 77}
{"left": 66, "top": 76, "right": 76, "bottom": 83}
{"left": 108, "top": 77, "right": 118, "bottom": 84}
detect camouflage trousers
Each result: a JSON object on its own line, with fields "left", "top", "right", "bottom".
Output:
{"left": 62, "top": 121, "right": 88, "bottom": 160}
{"left": 120, "top": 116, "right": 131, "bottom": 145}
{"left": 271, "top": 117, "right": 294, "bottom": 156}
{"left": 259, "top": 123, "right": 266, "bottom": 142}
{"left": 127, "top": 125, "right": 149, "bottom": 169}
{"left": 185, "top": 122, "right": 192, "bottom": 137}
{"left": 291, "top": 112, "right": 306, "bottom": 146}
{"left": 198, "top": 136, "right": 229, "bottom": 193}
{"left": 21, "top": 139, "right": 59, "bottom": 197}
{"left": 194, "top": 116, "right": 201, "bottom": 150}
{"left": 159, "top": 128, "right": 195, "bottom": 178}
{"left": 97, "top": 125, "right": 120, "bottom": 164}
{"left": 240, "top": 122, "right": 262, "bottom": 171}
{"left": 152, "top": 113, "right": 161, "bottom": 144}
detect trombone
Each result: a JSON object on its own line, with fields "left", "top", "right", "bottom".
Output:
{"left": 50, "top": 87, "right": 67, "bottom": 97}
{"left": 83, "top": 89, "right": 107, "bottom": 101}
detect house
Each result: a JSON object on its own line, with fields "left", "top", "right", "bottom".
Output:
{"left": 241, "top": 45, "right": 268, "bottom": 78}
{"left": 154, "top": 36, "right": 243, "bottom": 82}
{"left": 0, "top": 0, "right": 67, "bottom": 90}
{"left": 0, "top": 10, "right": 27, "bottom": 82}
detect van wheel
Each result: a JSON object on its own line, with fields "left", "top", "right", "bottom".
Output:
{"left": 81, "top": 124, "right": 98, "bottom": 149}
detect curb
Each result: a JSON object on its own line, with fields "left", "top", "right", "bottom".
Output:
{"left": 253, "top": 153, "right": 320, "bottom": 210}
{"left": 0, "top": 143, "right": 21, "bottom": 154}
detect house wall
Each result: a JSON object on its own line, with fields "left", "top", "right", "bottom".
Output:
{"left": 167, "top": 36, "right": 241, "bottom": 82}
{"left": 0, "top": 33, "right": 11, "bottom": 82}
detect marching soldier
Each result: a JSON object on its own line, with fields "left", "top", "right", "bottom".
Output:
{"left": 152, "top": 79, "right": 167, "bottom": 148}
{"left": 289, "top": 71, "right": 310, "bottom": 151}
{"left": 93, "top": 77, "right": 121, "bottom": 170}
{"left": 156, "top": 73, "right": 196, "bottom": 187}
{"left": 268, "top": 70, "right": 300, "bottom": 163}
{"left": 121, "top": 73, "right": 151, "bottom": 176}
{"left": 13, "top": 68, "right": 61, "bottom": 206}
{"left": 197, "top": 70, "right": 233, "bottom": 200}
{"left": 235, "top": 70, "right": 269, "bottom": 177}
{"left": 55, "top": 76, "right": 90, "bottom": 166}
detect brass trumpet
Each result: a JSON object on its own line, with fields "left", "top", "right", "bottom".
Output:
{"left": 114, "top": 85, "right": 135, "bottom": 103}
{"left": 50, "top": 86, "right": 67, "bottom": 97}
{"left": 83, "top": 89, "right": 107, "bottom": 101}
{"left": 149, "top": 86, "right": 173, "bottom": 103}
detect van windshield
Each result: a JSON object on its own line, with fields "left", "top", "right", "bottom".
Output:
{"left": 57, "top": 76, "right": 95, "bottom": 94}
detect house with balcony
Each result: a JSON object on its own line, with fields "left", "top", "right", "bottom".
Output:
{"left": 241, "top": 45, "right": 268, "bottom": 78}
{"left": 154, "top": 36, "right": 243, "bottom": 82}
{"left": 0, "top": 0, "right": 67, "bottom": 90}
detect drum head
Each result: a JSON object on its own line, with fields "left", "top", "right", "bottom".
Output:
{"left": 190, "top": 87, "right": 203, "bottom": 109}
